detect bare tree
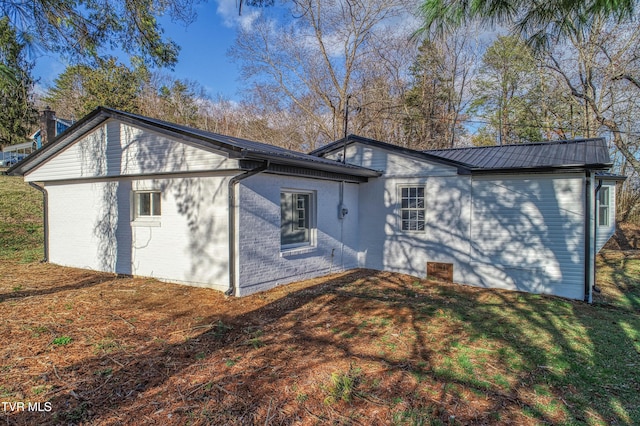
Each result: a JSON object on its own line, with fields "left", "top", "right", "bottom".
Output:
{"left": 542, "top": 18, "right": 640, "bottom": 175}
{"left": 229, "top": 0, "right": 417, "bottom": 149}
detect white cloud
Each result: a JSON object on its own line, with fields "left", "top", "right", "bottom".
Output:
{"left": 216, "top": 0, "right": 261, "bottom": 31}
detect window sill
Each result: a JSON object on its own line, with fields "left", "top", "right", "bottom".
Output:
{"left": 280, "top": 245, "right": 316, "bottom": 257}
{"left": 132, "top": 219, "right": 161, "bottom": 228}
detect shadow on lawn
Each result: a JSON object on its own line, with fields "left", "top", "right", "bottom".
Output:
{"left": 0, "top": 275, "right": 113, "bottom": 303}
{"left": 7, "top": 270, "right": 640, "bottom": 425}
{"left": 597, "top": 251, "right": 640, "bottom": 312}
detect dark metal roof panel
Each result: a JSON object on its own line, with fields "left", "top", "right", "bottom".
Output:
{"left": 425, "top": 138, "right": 612, "bottom": 171}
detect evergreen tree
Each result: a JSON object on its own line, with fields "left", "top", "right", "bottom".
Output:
{"left": 470, "top": 36, "right": 541, "bottom": 145}
{"left": 418, "top": 0, "right": 636, "bottom": 50}
{"left": 0, "top": 17, "right": 37, "bottom": 147}
{"left": 43, "top": 58, "right": 149, "bottom": 119}
{"left": 404, "top": 40, "right": 454, "bottom": 149}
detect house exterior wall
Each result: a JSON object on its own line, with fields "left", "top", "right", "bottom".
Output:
{"left": 596, "top": 180, "right": 617, "bottom": 252}
{"left": 339, "top": 143, "right": 590, "bottom": 300}
{"left": 47, "top": 180, "right": 125, "bottom": 272}
{"left": 468, "top": 174, "right": 586, "bottom": 300}
{"left": 356, "top": 174, "right": 473, "bottom": 282}
{"left": 25, "top": 119, "right": 238, "bottom": 182}
{"left": 338, "top": 145, "right": 471, "bottom": 280}
{"left": 45, "top": 174, "right": 232, "bottom": 291}
{"left": 236, "top": 173, "right": 360, "bottom": 296}
{"left": 324, "top": 142, "right": 454, "bottom": 176}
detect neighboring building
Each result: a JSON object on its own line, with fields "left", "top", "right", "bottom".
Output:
{"left": 1, "top": 108, "right": 72, "bottom": 164}
{"left": 30, "top": 107, "right": 73, "bottom": 149}
{"left": 8, "top": 107, "right": 623, "bottom": 302}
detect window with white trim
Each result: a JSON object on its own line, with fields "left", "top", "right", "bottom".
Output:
{"left": 598, "top": 187, "right": 610, "bottom": 227}
{"left": 400, "top": 186, "right": 425, "bottom": 231}
{"left": 134, "top": 191, "right": 161, "bottom": 219}
{"left": 281, "top": 191, "right": 314, "bottom": 249}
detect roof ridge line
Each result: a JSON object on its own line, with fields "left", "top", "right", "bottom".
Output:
{"left": 425, "top": 137, "right": 605, "bottom": 153}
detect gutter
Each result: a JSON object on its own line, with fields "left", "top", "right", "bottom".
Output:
{"left": 226, "top": 161, "right": 269, "bottom": 296}
{"left": 28, "top": 182, "right": 49, "bottom": 262}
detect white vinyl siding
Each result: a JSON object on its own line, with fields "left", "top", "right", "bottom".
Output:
{"left": 25, "top": 120, "right": 239, "bottom": 182}
{"left": 356, "top": 175, "right": 472, "bottom": 283}
{"left": 323, "top": 142, "right": 457, "bottom": 176}
{"left": 595, "top": 182, "right": 616, "bottom": 252}
{"left": 470, "top": 174, "right": 586, "bottom": 299}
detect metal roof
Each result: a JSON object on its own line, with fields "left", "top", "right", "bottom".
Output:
{"left": 595, "top": 171, "right": 627, "bottom": 181}
{"left": 311, "top": 135, "right": 613, "bottom": 174}
{"left": 310, "top": 135, "right": 474, "bottom": 172}
{"left": 425, "top": 138, "right": 612, "bottom": 171}
{"left": 8, "top": 107, "right": 380, "bottom": 179}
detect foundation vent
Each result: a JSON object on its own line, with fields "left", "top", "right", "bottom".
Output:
{"left": 427, "top": 262, "right": 453, "bottom": 282}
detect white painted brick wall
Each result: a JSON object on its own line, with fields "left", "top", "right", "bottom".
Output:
{"left": 45, "top": 174, "right": 232, "bottom": 292}
{"left": 236, "top": 173, "right": 360, "bottom": 296}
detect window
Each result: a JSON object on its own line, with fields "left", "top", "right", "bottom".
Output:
{"left": 134, "top": 191, "right": 161, "bottom": 219}
{"left": 281, "top": 191, "right": 314, "bottom": 248}
{"left": 400, "top": 186, "right": 425, "bottom": 231}
{"left": 598, "top": 187, "right": 610, "bottom": 227}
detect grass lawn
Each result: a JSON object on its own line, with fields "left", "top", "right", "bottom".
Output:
{"left": 1, "top": 174, "right": 639, "bottom": 425}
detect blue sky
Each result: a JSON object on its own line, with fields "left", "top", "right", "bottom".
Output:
{"left": 33, "top": 0, "right": 254, "bottom": 101}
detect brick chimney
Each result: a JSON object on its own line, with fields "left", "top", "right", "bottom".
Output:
{"left": 40, "top": 107, "right": 56, "bottom": 146}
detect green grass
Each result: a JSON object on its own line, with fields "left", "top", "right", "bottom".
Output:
{"left": 52, "top": 336, "right": 73, "bottom": 346}
{"left": 0, "top": 174, "right": 44, "bottom": 262}
{"left": 323, "top": 365, "right": 362, "bottom": 404}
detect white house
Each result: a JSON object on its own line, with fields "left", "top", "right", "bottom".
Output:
{"left": 8, "top": 108, "right": 622, "bottom": 302}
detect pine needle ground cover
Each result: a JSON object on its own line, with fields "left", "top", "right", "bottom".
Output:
{"left": 1, "top": 175, "right": 639, "bottom": 425}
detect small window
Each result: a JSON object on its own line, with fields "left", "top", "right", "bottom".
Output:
{"left": 134, "top": 191, "right": 161, "bottom": 219}
{"left": 598, "top": 187, "right": 610, "bottom": 227}
{"left": 400, "top": 186, "right": 425, "bottom": 231}
{"left": 281, "top": 191, "right": 314, "bottom": 249}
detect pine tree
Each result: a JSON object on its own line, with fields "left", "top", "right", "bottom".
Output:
{"left": 0, "top": 17, "right": 37, "bottom": 147}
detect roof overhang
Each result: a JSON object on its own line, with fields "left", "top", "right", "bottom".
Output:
{"left": 310, "top": 135, "right": 473, "bottom": 174}
{"left": 311, "top": 135, "right": 616, "bottom": 176}
{"left": 7, "top": 107, "right": 380, "bottom": 182}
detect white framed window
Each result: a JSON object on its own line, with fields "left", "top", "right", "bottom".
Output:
{"left": 281, "top": 190, "right": 315, "bottom": 249}
{"left": 134, "top": 191, "right": 161, "bottom": 219}
{"left": 399, "top": 186, "right": 425, "bottom": 232}
{"left": 598, "top": 187, "right": 610, "bottom": 227}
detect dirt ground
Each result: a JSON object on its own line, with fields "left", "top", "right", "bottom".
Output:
{"left": 0, "top": 261, "right": 563, "bottom": 426}
{"left": 1, "top": 250, "right": 639, "bottom": 425}
{"left": 603, "top": 222, "right": 640, "bottom": 250}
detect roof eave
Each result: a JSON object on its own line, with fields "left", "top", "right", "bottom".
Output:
{"left": 469, "top": 163, "right": 613, "bottom": 175}
{"left": 311, "top": 135, "right": 474, "bottom": 173}
{"left": 245, "top": 152, "right": 382, "bottom": 178}
{"left": 7, "top": 109, "right": 112, "bottom": 176}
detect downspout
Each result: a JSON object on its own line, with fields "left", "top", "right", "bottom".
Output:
{"left": 226, "top": 161, "right": 269, "bottom": 296}
{"left": 584, "top": 171, "right": 595, "bottom": 303}
{"left": 29, "top": 182, "right": 49, "bottom": 262}
{"left": 593, "top": 178, "right": 603, "bottom": 295}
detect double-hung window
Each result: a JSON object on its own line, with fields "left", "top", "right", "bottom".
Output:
{"left": 134, "top": 191, "right": 161, "bottom": 219}
{"left": 598, "top": 187, "right": 610, "bottom": 227}
{"left": 400, "top": 186, "right": 425, "bottom": 231}
{"left": 281, "top": 191, "right": 314, "bottom": 249}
